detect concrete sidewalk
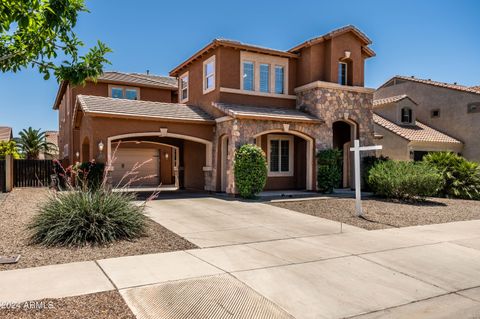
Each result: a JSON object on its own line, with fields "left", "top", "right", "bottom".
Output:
{"left": 2, "top": 220, "right": 480, "bottom": 318}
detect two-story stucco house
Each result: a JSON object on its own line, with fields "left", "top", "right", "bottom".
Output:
{"left": 374, "top": 76, "right": 480, "bottom": 161}
{"left": 53, "top": 25, "right": 376, "bottom": 194}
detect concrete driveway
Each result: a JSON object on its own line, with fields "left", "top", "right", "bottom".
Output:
{"left": 144, "top": 197, "right": 362, "bottom": 247}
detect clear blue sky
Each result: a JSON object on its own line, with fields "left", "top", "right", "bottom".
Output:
{"left": 1, "top": 0, "right": 479, "bottom": 136}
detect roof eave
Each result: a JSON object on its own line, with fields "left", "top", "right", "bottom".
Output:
{"left": 53, "top": 81, "right": 68, "bottom": 110}
{"left": 83, "top": 110, "right": 216, "bottom": 125}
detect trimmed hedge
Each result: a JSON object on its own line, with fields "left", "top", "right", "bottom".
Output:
{"left": 368, "top": 161, "right": 443, "bottom": 201}
{"left": 423, "top": 152, "right": 480, "bottom": 200}
{"left": 234, "top": 144, "right": 268, "bottom": 199}
{"left": 317, "top": 149, "right": 342, "bottom": 193}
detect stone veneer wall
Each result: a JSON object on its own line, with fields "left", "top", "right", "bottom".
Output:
{"left": 211, "top": 118, "right": 325, "bottom": 194}
{"left": 296, "top": 86, "right": 375, "bottom": 147}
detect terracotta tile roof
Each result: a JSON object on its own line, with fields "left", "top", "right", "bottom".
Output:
{"left": 98, "top": 72, "right": 177, "bottom": 89}
{"left": 383, "top": 76, "right": 480, "bottom": 95}
{"left": 213, "top": 103, "right": 322, "bottom": 123}
{"left": 77, "top": 95, "right": 215, "bottom": 123}
{"left": 373, "top": 94, "right": 417, "bottom": 107}
{"left": 373, "top": 113, "right": 462, "bottom": 144}
{"left": 0, "top": 127, "right": 12, "bottom": 142}
{"left": 289, "top": 25, "right": 374, "bottom": 57}
{"left": 471, "top": 86, "right": 480, "bottom": 92}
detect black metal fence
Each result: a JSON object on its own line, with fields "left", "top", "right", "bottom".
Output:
{"left": 13, "top": 159, "right": 53, "bottom": 187}
{"left": 0, "top": 160, "right": 5, "bottom": 192}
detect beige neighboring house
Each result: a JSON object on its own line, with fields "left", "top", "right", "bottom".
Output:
{"left": 0, "top": 127, "right": 13, "bottom": 142}
{"left": 374, "top": 76, "right": 480, "bottom": 161}
{"left": 373, "top": 96, "right": 462, "bottom": 160}
{"left": 39, "top": 131, "right": 59, "bottom": 160}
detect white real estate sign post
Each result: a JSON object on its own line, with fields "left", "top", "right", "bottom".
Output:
{"left": 350, "top": 139, "right": 382, "bottom": 217}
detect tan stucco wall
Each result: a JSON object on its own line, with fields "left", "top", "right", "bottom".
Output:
{"left": 374, "top": 124, "right": 410, "bottom": 160}
{"left": 375, "top": 98, "right": 417, "bottom": 125}
{"left": 375, "top": 80, "right": 480, "bottom": 161}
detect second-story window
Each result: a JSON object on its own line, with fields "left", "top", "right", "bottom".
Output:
{"left": 338, "top": 62, "right": 348, "bottom": 85}
{"left": 243, "top": 61, "right": 254, "bottom": 91}
{"left": 401, "top": 107, "right": 413, "bottom": 124}
{"left": 259, "top": 64, "right": 270, "bottom": 93}
{"left": 110, "top": 86, "right": 139, "bottom": 100}
{"left": 203, "top": 56, "right": 215, "bottom": 94}
{"left": 275, "top": 66, "right": 284, "bottom": 94}
{"left": 180, "top": 72, "right": 189, "bottom": 103}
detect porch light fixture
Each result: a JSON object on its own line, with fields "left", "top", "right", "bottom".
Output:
{"left": 98, "top": 141, "right": 104, "bottom": 152}
{"left": 164, "top": 152, "right": 169, "bottom": 160}
{"left": 75, "top": 151, "right": 80, "bottom": 159}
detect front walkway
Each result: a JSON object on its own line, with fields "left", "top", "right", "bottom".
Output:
{"left": 2, "top": 199, "right": 480, "bottom": 318}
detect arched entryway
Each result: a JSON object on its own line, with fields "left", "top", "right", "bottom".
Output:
{"left": 253, "top": 130, "right": 314, "bottom": 191}
{"left": 107, "top": 132, "right": 212, "bottom": 190}
{"left": 81, "top": 137, "right": 90, "bottom": 162}
{"left": 332, "top": 120, "right": 357, "bottom": 188}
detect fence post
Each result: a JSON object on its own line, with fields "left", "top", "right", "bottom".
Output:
{"left": 5, "top": 155, "right": 13, "bottom": 192}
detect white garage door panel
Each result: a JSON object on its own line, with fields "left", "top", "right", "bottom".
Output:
{"left": 112, "top": 148, "right": 159, "bottom": 187}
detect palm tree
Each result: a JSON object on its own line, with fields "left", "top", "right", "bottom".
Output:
{"left": 15, "top": 127, "right": 57, "bottom": 160}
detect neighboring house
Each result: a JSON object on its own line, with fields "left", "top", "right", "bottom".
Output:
{"left": 0, "top": 127, "right": 13, "bottom": 142}
{"left": 374, "top": 76, "right": 480, "bottom": 161}
{"left": 53, "top": 25, "right": 376, "bottom": 193}
{"left": 39, "top": 131, "right": 59, "bottom": 160}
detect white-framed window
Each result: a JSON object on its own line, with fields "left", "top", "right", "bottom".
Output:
{"left": 179, "top": 72, "right": 189, "bottom": 103}
{"left": 274, "top": 65, "right": 284, "bottom": 94}
{"left": 109, "top": 86, "right": 140, "bottom": 100}
{"left": 243, "top": 61, "right": 254, "bottom": 91}
{"left": 401, "top": 107, "right": 413, "bottom": 124}
{"left": 203, "top": 55, "right": 216, "bottom": 94}
{"left": 338, "top": 62, "right": 348, "bottom": 85}
{"left": 240, "top": 51, "right": 288, "bottom": 95}
{"left": 267, "top": 135, "right": 294, "bottom": 177}
{"left": 259, "top": 63, "right": 270, "bottom": 93}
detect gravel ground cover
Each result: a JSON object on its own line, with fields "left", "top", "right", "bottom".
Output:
{"left": 0, "top": 188, "right": 197, "bottom": 270}
{"left": 271, "top": 197, "right": 480, "bottom": 230}
{"left": 0, "top": 291, "right": 134, "bottom": 319}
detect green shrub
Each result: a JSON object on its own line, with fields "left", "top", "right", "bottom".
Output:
{"left": 362, "top": 155, "right": 390, "bottom": 191}
{"left": 234, "top": 144, "right": 267, "bottom": 199}
{"left": 74, "top": 160, "right": 105, "bottom": 190}
{"left": 317, "top": 149, "right": 342, "bottom": 193}
{"left": 368, "top": 161, "right": 443, "bottom": 201}
{"left": 423, "top": 152, "right": 480, "bottom": 200}
{"left": 29, "top": 189, "right": 147, "bottom": 246}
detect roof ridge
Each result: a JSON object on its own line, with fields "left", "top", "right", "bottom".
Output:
{"left": 382, "top": 75, "right": 480, "bottom": 95}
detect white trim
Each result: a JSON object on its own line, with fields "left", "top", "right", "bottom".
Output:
{"left": 215, "top": 116, "right": 234, "bottom": 123}
{"left": 267, "top": 134, "right": 294, "bottom": 177}
{"left": 107, "top": 132, "right": 212, "bottom": 174}
{"left": 202, "top": 55, "right": 216, "bottom": 94}
{"left": 108, "top": 84, "right": 141, "bottom": 100}
{"left": 179, "top": 71, "right": 189, "bottom": 103}
{"left": 338, "top": 62, "right": 348, "bottom": 86}
{"left": 253, "top": 130, "right": 313, "bottom": 190}
{"left": 219, "top": 87, "right": 296, "bottom": 100}
{"left": 294, "top": 80, "right": 375, "bottom": 94}
{"left": 240, "top": 51, "right": 289, "bottom": 95}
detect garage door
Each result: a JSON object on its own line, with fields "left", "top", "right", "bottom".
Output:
{"left": 111, "top": 148, "right": 159, "bottom": 187}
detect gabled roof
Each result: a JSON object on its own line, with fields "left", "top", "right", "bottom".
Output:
{"left": 380, "top": 76, "right": 480, "bottom": 95}
{"left": 53, "top": 71, "right": 177, "bottom": 110}
{"left": 75, "top": 95, "right": 215, "bottom": 124}
{"left": 288, "top": 25, "right": 375, "bottom": 57}
{"left": 373, "top": 94, "right": 417, "bottom": 107}
{"left": 0, "top": 127, "right": 12, "bottom": 142}
{"left": 212, "top": 103, "right": 322, "bottom": 123}
{"left": 373, "top": 113, "right": 462, "bottom": 144}
{"left": 170, "top": 39, "right": 298, "bottom": 76}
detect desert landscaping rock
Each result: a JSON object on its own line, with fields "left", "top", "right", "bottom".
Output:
{"left": 0, "top": 188, "right": 197, "bottom": 270}
{"left": 271, "top": 197, "right": 480, "bottom": 230}
{"left": 0, "top": 291, "right": 135, "bottom": 319}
